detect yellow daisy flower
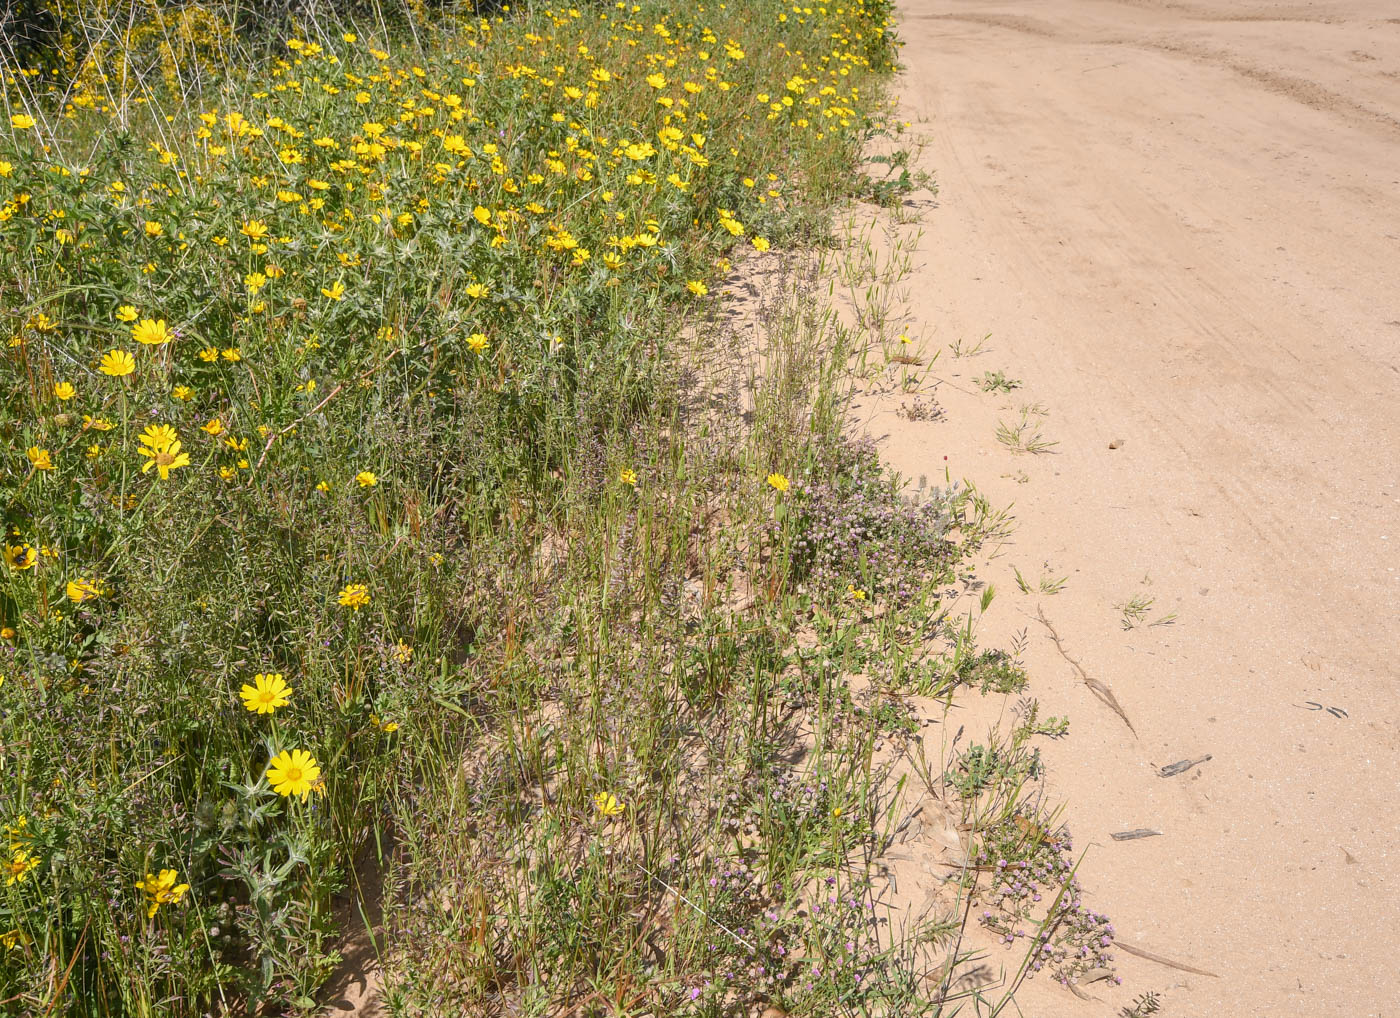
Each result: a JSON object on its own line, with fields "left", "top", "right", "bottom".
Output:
{"left": 99, "top": 349, "right": 135, "bottom": 377}
{"left": 4, "top": 849, "right": 40, "bottom": 886}
{"left": 137, "top": 424, "right": 191, "bottom": 480}
{"left": 240, "top": 673, "right": 292, "bottom": 715}
{"left": 593, "top": 791, "right": 625, "bottom": 817}
{"left": 66, "top": 577, "right": 102, "bottom": 603}
{"left": 134, "top": 868, "right": 189, "bottom": 918}
{"left": 337, "top": 583, "right": 370, "bottom": 610}
{"left": 4, "top": 544, "right": 37, "bottom": 570}
{"left": 131, "top": 318, "right": 171, "bottom": 345}
{"left": 266, "top": 748, "right": 321, "bottom": 800}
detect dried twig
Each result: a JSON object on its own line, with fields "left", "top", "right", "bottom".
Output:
{"left": 633, "top": 861, "right": 754, "bottom": 951}
{"left": 1036, "top": 607, "right": 1136, "bottom": 737}
{"left": 252, "top": 351, "right": 398, "bottom": 471}
{"left": 253, "top": 383, "right": 344, "bottom": 471}
{"left": 1159, "top": 755, "right": 1211, "bottom": 777}
{"left": 1115, "top": 940, "right": 1219, "bottom": 977}
{"left": 43, "top": 920, "right": 89, "bottom": 1017}
{"left": 1110, "top": 828, "right": 1162, "bottom": 841}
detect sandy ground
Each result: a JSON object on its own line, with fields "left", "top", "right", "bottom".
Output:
{"left": 856, "top": 0, "right": 1400, "bottom": 1014}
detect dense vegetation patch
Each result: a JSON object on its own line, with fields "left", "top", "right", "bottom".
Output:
{"left": 0, "top": 1, "right": 938, "bottom": 1013}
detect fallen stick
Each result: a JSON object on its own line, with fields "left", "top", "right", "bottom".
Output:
{"left": 1036, "top": 607, "right": 1137, "bottom": 737}
{"left": 253, "top": 350, "right": 398, "bottom": 471}
{"left": 1115, "top": 941, "right": 1220, "bottom": 977}
{"left": 1159, "top": 755, "right": 1212, "bottom": 777}
{"left": 1110, "top": 828, "right": 1162, "bottom": 841}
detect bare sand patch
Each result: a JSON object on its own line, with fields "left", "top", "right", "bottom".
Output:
{"left": 856, "top": 0, "right": 1400, "bottom": 1013}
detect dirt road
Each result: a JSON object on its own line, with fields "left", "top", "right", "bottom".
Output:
{"left": 866, "top": 1, "right": 1400, "bottom": 1013}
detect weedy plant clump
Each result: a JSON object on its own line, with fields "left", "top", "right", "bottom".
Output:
{"left": 974, "top": 817, "right": 1118, "bottom": 988}
{"left": 782, "top": 437, "right": 960, "bottom": 606}
{"left": 936, "top": 700, "right": 1118, "bottom": 999}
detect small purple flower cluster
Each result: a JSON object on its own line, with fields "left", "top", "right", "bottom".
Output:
{"left": 764, "top": 769, "right": 834, "bottom": 830}
{"left": 685, "top": 873, "right": 891, "bottom": 1013}
{"left": 786, "top": 877, "right": 887, "bottom": 1003}
{"left": 976, "top": 820, "right": 1118, "bottom": 985}
{"left": 688, "top": 863, "right": 797, "bottom": 1007}
{"left": 717, "top": 767, "right": 835, "bottom": 845}
{"left": 783, "top": 439, "right": 956, "bottom": 604}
